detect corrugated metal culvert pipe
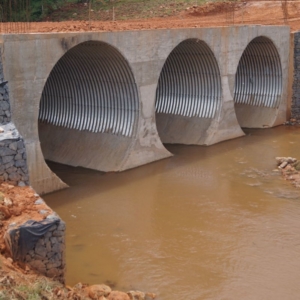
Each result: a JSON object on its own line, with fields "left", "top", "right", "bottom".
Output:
{"left": 155, "top": 39, "right": 222, "bottom": 145}
{"left": 39, "top": 41, "right": 139, "bottom": 137}
{"left": 38, "top": 41, "right": 141, "bottom": 172}
{"left": 234, "top": 36, "right": 282, "bottom": 128}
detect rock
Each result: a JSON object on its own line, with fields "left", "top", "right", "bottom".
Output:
{"left": 279, "top": 161, "right": 288, "bottom": 169}
{"left": 2, "top": 155, "right": 14, "bottom": 164}
{"left": 46, "top": 261, "right": 62, "bottom": 269}
{"left": 0, "top": 101, "right": 9, "bottom": 111}
{"left": 30, "top": 260, "right": 46, "bottom": 273}
{"left": 108, "top": 291, "right": 130, "bottom": 300}
{"left": 8, "top": 172, "right": 20, "bottom": 181}
{"left": 35, "top": 198, "right": 44, "bottom": 205}
{"left": 18, "top": 181, "right": 26, "bottom": 187}
{"left": 127, "top": 290, "right": 145, "bottom": 300}
{"left": 0, "top": 209, "right": 7, "bottom": 220}
{"left": 15, "top": 159, "right": 26, "bottom": 167}
{"left": 6, "top": 166, "right": 17, "bottom": 174}
{"left": 34, "top": 244, "right": 47, "bottom": 258}
{"left": 6, "top": 257, "right": 13, "bottom": 264}
{"left": 4, "top": 197, "right": 12, "bottom": 206}
{"left": 52, "top": 242, "right": 64, "bottom": 253}
{"left": 49, "top": 224, "right": 58, "bottom": 231}
{"left": 0, "top": 192, "right": 4, "bottom": 202}
{"left": 0, "top": 147, "right": 15, "bottom": 156}
{"left": 16, "top": 140, "right": 24, "bottom": 150}
{"left": 294, "top": 161, "right": 300, "bottom": 171}
{"left": 46, "top": 268, "right": 61, "bottom": 278}
{"left": 14, "top": 153, "right": 23, "bottom": 160}
{"left": 45, "top": 232, "right": 52, "bottom": 239}
{"left": 53, "top": 230, "right": 64, "bottom": 237}
{"left": 86, "top": 284, "right": 112, "bottom": 299}
{"left": 47, "top": 251, "right": 55, "bottom": 258}
{"left": 57, "top": 222, "right": 66, "bottom": 231}
{"left": 287, "top": 157, "right": 297, "bottom": 163}
{"left": 25, "top": 254, "right": 31, "bottom": 262}
{"left": 145, "top": 293, "right": 156, "bottom": 299}
{"left": 9, "top": 142, "right": 18, "bottom": 151}
{"left": 46, "top": 214, "right": 59, "bottom": 221}
{"left": 276, "top": 157, "right": 296, "bottom": 166}
{"left": 50, "top": 237, "right": 58, "bottom": 244}
{"left": 17, "top": 148, "right": 25, "bottom": 154}
{"left": 33, "top": 254, "right": 46, "bottom": 261}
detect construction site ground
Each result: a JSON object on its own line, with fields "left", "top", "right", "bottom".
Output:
{"left": 1, "top": 1, "right": 300, "bottom": 34}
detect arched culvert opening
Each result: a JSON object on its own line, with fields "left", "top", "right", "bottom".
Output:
{"left": 155, "top": 39, "right": 222, "bottom": 145}
{"left": 38, "top": 41, "right": 139, "bottom": 172}
{"left": 234, "top": 36, "right": 282, "bottom": 128}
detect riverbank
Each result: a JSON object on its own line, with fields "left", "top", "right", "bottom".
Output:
{"left": 0, "top": 182, "right": 156, "bottom": 300}
{"left": 276, "top": 157, "right": 300, "bottom": 188}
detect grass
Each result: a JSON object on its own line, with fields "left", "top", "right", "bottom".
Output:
{"left": 0, "top": 276, "right": 57, "bottom": 300}
{"left": 16, "top": 279, "right": 54, "bottom": 300}
{"left": 41, "top": 0, "right": 226, "bottom": 22}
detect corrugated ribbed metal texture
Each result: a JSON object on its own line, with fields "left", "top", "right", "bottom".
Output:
{"left": 155, "top": 39, "right": 221, "bottom": 119}
{"left": 39, "top": 41, "right": 139, "bottom": 137}
{"left": 234, "top": 36, "right": 282, "bottom": 108}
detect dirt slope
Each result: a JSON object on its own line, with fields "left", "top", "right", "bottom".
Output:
{"left": 2, "top": 1, "right": 300, "bottom": 34}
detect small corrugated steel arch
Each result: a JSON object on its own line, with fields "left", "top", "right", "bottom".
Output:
{"left": 155, "top": 38, "right": 222, "bottom": 119}
{"left": 39, "top": 41, "right": 139, "bottom": 137}
{"left": 234, "top": 36, "right": 282, "bottom": 109}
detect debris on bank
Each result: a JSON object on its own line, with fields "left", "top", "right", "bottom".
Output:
{"left": 283, "top": 118, "right": 300, "bottom": 126}
{"left": 276, "top": 157, "right": 300, "bottom": 188}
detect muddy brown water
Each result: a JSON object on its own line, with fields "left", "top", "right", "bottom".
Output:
{"left": 44, "top": 126, "right": 300, "bottom": 300}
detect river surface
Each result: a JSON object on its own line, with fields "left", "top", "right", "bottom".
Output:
{"left": 44, "top": 126, "right": 300, "bottom": 300}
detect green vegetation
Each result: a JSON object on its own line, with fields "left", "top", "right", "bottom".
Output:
{"left": 41, "top": 0, "right": 211, "bottom": 22}
{"left": 0, "top": 0, "right": 226, "bottom": 22}
{"left": 0, "top": 276, "right": 57, "bottom": 300}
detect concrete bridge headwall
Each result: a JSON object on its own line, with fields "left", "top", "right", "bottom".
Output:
{"left": 0, "top": 25, "right": 290, "bottom": 194}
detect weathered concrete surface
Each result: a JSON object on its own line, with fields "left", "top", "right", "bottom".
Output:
{"left": 0, "top": 25, "right": 290, "bottom": 193}
{"left": 291, "top": 31, "right": 300, "bottom": 121}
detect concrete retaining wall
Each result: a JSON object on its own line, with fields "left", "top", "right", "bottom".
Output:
{"left": 292, "top": 31, "right": 300, "bottom": 121}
